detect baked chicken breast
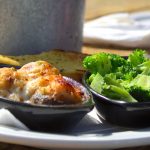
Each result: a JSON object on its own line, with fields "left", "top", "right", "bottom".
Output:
{"left": 0, "top": 61, "right": 84, "bottom": 105}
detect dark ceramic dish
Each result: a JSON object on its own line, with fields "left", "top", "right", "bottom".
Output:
{"left": 83, "top": 71, "right": 150, "bottom": 128}
{"left": 0, "top": 64, "right": 94, "bottom": 132}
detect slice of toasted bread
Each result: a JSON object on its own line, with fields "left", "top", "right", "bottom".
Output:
{"left": 0, "top": 50, "right": 87, "bottom": 82}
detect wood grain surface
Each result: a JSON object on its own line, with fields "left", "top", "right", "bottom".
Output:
{"left": 85, "top": 0, "right": 150, "bottom": 20}
{"left": 0, "top": 142, "right": 149, "bottom": 150}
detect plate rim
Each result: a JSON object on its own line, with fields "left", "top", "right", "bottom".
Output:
{"left": 0, "top": 125, "right": 149, "bottom": 149}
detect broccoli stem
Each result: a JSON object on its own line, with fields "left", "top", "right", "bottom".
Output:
{"left": 103, "top": 85, "right": 137, "bottom": 103}
{"left": 90, "top": 73, "right": 104, "bottom": 93}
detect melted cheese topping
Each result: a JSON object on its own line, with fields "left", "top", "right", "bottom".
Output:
{"left": 0, "top": 61, "right": 83, "bottom": 105}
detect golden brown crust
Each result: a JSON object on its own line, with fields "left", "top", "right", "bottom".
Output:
{"left": 0, "top": 61, "right": 83, "bottom": 105}
{"left": 0, "top": 67, "right": 15, "bottom": 89}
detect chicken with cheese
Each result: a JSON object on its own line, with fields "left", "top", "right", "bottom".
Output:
{"left": 0, "top": 61, "right": 84, "bottom": 105}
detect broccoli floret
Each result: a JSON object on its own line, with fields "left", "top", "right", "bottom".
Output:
{"left": 83, "top": 52, "right": 128, "bottom": 77}
{"left": 129, "top": 86, "right": 150, "bottom": 102}
{"left": 116, "top": 63, "right": 138, "bottom": 81}
{"left": 90, "top": 73, "right": 104, "bottom": 93}
{"left": 102, "top": 85, "right": 137, "bottom": 103}
{"left": 107, "top": 53, "right": 126, "bottom": 72}
{"left": 127, "top": 49, "right": 147, "bottom": 67}
{"left": 137, "top": 61, "right": 150, "bottom": 75}
{"left": 116, "top": 49, "right": 147, "bottom": 80}
{"left": 108, "top": 51, "right": 143, "bottom": 80}
{"left": 118, "top": 49, "right": 148, "bottom": 80}
{"left": 83, "top": 53, "right": 112, "bottom": 76}
{"left": 128, "top": 74, "right": 150, "bottom": 102}
{"left": 87, "top": 73, "right": 96, "bottom": 84}
{"left": 130, "top": 74, "right": 150, "bottom": 89}
{"left": 104, "top": 73, "right": 122, "bottom": 87}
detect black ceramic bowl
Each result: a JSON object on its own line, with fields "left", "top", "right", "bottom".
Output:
{"left": 0, "top": 64, "right": 94, "bottom": 132}
{"left": 83, "top": 71, "right": 150, "bottom": 128}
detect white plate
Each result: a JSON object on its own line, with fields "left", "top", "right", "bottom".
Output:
{"left": 0, "top": 108, "right": 150, "bottom": 150}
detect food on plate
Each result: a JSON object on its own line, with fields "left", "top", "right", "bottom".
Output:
{"left": 0, "top": 61, "right": 86, "bottom": 105}
{"left": 0, "top": 50, "right": 87, "bottom": 82}
{"left": 83, "top": 49, "right": 150, "bottom": 103}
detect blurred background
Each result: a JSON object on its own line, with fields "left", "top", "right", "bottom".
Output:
{"left": 0, "top": 0, "right": 149, "bottom": 55}
{"left": 85, "top": 0, "right": 150, "bottom": 20}
{"left": 83, "top": 0, "right": 150, "bottom": 53}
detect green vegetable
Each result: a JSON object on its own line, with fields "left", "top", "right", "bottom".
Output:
{"left": 129, "top": 74, "right": 150, "bottom": 102}
{"left": 83, "top": 49, "right": 150, "bottom": 103}
{"left": 128, "top": 49, "right": 147, "bottom": 67}
{"left": 102, "top": 85, "right": 137, "bottom": 103}
{"left": 90, "top": 73, "right": 104, "bottom": 93}
{"left": 83, "top": 53, "right": 112, "bottom": 76}
{"left": 89, "top": 73, "right": 137, "bottom": 102}
{"left": 138, "top": 61, "right": 150, "bottom": 75}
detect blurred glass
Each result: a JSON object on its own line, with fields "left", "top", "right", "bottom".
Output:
{"left": 0, "top": 0, "right": 85, "bottom": 55}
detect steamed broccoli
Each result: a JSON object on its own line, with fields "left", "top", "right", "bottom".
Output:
{"left": 89, "top": 72, "right": 137, "bottom": 103}
{"left": 83, "top": 53, "right": 112, "bottom": 76}
{"left": 127, "top": 49, "right": 147, "bottom": 67}
{"left": 83, "top": 52, "right": 129, "bottom": 76}
{"left": 83, "top": 49, "right": 150, "bottom": 103}
{"left": 102, "top": 85, "right": 137, "bottom": 103}
{"left": 115, "top": 49, "right": 147, "bottom": 80}
{"left": 90, "top": 73, "right": 104, "bottom": 93}
{"left": 102, "top": 75, "right": 137, "bottom": 102}
{"left": 107, "top": 53, "right": 126, "bottom": 72}
{"left": 137, "top": 61, "right": 150, "bottom": 75}
{"left": 128, "top": 74, "right": 150, "bottom": 102}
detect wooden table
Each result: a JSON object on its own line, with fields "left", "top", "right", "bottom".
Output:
{"left": 0, "top": 45, "right": 149, "bottom": 150}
